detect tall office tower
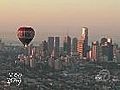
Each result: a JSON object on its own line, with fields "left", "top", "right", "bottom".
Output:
{"left": 72, "top": 37, "right": 78, "bottom": 55}
{"left": 100, "top": 37, "right": 113, "bottom": 61}
{"left": 48, "top": 37, "right": 54, "bottom": 56}
{"left": 40, "top": 40, "right": 48, "bottom": 58}
{"left": 91, "top": 41, "right": 99, "bottom": 61}
{"left": 63, "top": 35, "right": 71, "bottom": 56}
{"left": 77, "top": 27, "right": 88, "bottom": 58}
{"left": 0, "top": 39, "right": 5, "bottom": 51}
{"left": 29, "top": 56, "right": 36, "bottom": 68}
{"left": 28, "top": 44, "right": 33, "bottom": 56}
{"left": 54, "top": 37, "right": 60, "bottom": 57}
{"left": 113, "top": 43, "right": 118, "bottom": 62}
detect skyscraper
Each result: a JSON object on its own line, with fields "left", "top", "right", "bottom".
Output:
{"left": 40, "top": 40, "right": 48, "bottom": 58}
{"left": 72, "top": 37, "right": 78, "bottom": 55}
{"left": 63, "top": 35, "right": 71, "bottom": 56}
{"left": 54, "top": 37, "right": 60, "bottom": 57}
{"left": 48, "top": 37, "right": 54, "bottom": 56}
{"left": 91, "top": 41, "right": 99, "bottom": 61}
{"left": 77, "top": 27, "right": 88, "bottom": 58}
{"left": 100, "top": 37, "right": 113, "bottom": 61}
{"left": 0, "top": 39, "right": 5, "bottom": 51}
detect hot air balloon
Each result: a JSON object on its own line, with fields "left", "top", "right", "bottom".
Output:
{"left": 17, "top": 26, "right": 35, "bottom": 47}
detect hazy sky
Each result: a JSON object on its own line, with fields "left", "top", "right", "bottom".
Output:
{"left": 0, "top": 0, "right": 120, "bottom": 44}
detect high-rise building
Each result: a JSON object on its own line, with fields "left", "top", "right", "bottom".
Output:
{"left": 77, "top": 27, "right": 88, "bottom": 58}
{"left": 91, "top": 41, "right": 99, "bottom": 61}
{"left": 28, "top": 44, "right": 33, "bottom": 56}
{"left": 0, "top": 39, "right": 5, "bottom": 51}
{"left": 54, "top": 37, "right": 60, "bottom": 57}
{"left": 63, "top": 35, "right": 71, "bottom": 56}
{"left": 100, "top": 37, "right": 113, "bottom": 61}
{"left": 72, "top": 37, "right": 78, "bottom": 55}
{"left": 77, "top": 37, "right": 84, "bottom": 57}
{"left": 29, "top": 55, "right": 36, "bottom": 68}
{"left": 115, "top": 48, "right": 120, "bottom": 63}
{"left": 47, "top": 37, "right": 60, "bottom": 58}
{"left": 113, "top": 43, "right": 119, "bottom": 62}
{"left": 39, "top": 40, "right": 48, "bottom": 58}
{"left": 48, "top": 37, "right": 54, "bottom": 56}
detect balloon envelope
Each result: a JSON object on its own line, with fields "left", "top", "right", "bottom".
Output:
{"left": 17, "top": 27, "right": 35, "bottom": 46}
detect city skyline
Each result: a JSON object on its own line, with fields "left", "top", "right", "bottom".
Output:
{"left": 0, "top": 28, "right": 120, "bottom": 46}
